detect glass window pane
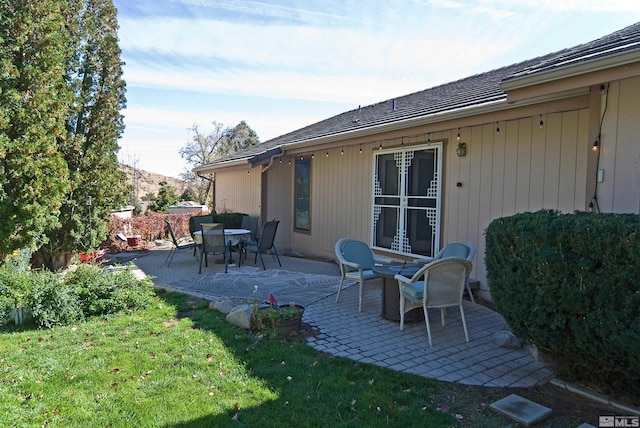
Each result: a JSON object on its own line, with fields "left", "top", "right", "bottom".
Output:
{"left": 406, "top": 208, "right": 433, "bottom": 256}
{"left": 406, "top": 150, "right": 436, "bottom": 197}
{"left": 374, "top": 206, "right": 398, "bottom": 250}
{"left": 295, "top": 158, "right": 311, "bottom": 230}
{"left": 376, "top": 153, "right": 400, "bottom": 196}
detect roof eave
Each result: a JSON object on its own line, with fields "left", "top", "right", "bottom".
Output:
{"left": 193, "top": 157, "right": 251, "bottom": 173}
{"left": 500, "top": 50, "right": 640, "bottom": 92}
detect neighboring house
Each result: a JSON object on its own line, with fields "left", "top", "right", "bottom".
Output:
{"left": 194, "top": 23, "right": 640, "bottom": 300}
{"left": 167, "top": 201, "right": 209, "bottom": 215}
{"left": 110, "top": 205, "right": 136, "bottom": 219}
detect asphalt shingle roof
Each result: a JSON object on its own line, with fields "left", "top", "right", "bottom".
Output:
{"left": 201, "top": 22, "right": 640, "bottom": 169}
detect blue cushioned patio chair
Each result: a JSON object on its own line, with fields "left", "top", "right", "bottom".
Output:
{"left": 396, "top": 257, "right": 472, "bottom": 346}
{"left": 414, "top": 241, "right": 477, "bottom": 303}
{"left": 334, "top": 238, "right": 389, "bottom": 312}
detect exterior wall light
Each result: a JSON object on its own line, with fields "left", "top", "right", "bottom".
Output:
{"left": 456, "top": 142, "right": 467, "bottom": 157}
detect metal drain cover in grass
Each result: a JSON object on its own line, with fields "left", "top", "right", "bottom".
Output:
{"left": 490, "top": 394, "right": 552, "bottom": 426}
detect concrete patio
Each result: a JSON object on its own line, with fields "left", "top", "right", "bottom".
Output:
{"left": 118, "top": 246, "right": 555, "bottom": 389}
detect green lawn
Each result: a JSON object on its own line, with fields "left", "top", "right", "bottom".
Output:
{"left": 0, "top": 290, "right": 524, "bottom": 427}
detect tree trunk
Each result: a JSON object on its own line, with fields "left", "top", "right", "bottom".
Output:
{"left": 31, "top": 249, "right": 73, "bottom": 272}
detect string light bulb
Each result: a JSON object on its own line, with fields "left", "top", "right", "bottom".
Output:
{"left": 539, "top": 115, "right": 544, "bottom": 128}
{"left": 592, "top": 138, "right": 599, "bottom": 152}
{"left": 326, "top": 150, "right": 329, "bottom": 157}
{"left": 341, "top": 147, "right": 344, "bottom": 155}
{"left": 457, "top": 129, "right": 461, "bottom": 141}
{"left": 359, "top": 145, "right": 362, "bottom": 154}
{"left": 496, "top": 122, "right": 500, "bottom": 135}
{"left": 379, "top": 142, "right": 383, "bottom": 150}
{"left": 427, "top": 133, "right": 431, "bottom": 145}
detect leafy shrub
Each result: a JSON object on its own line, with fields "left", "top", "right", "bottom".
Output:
{"left": 30, "top": 271, "right": 84, "bottom": 328}
{"left": 64, "top": 264, "right": 155, "bottom": 317}
{"left": 485, "top": 210, "right": 640, "bottom": 396}
{"left": 0, "top": 262, "right": 34, "bottom": 308}
{"left": 0, "top": 294, "right": 11, "bottom": 325}
{"left": 0, "top": 263, "right": 156, "bottom": 328}
{"left": 6, "top": 248, "right": 34, "bottom": 272}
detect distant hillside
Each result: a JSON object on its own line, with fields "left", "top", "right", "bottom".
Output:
{"left": 119, "top": 163, "right": 189, "bottom": 200}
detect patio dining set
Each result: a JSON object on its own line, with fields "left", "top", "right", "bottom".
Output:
{"left": 163, "top": 215, "right": 282, "bottom": 274}
{"left": 334, "top": 238, "right": 477, "bottom": 346}
{"left": 164, "top": 214, "right": 477, "bottom": 347}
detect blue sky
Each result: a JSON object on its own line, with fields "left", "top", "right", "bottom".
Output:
{"left": 113, "top": 0, "right": 639, "bottom": 178}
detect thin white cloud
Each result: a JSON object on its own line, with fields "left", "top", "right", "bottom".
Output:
{"left": 119, "top": 15, "right": 510, "bottom": 104}
{"left": 466, "top": 0, "right": 640, "bottom": 13}
{"left": 173, "top": 0, "right": 356, "bottom": 26}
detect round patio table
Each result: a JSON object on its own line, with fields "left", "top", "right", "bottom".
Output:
{"left": 192, "top": 228, "right": 251, "bottom": 265}
{"left": 192, "top": 228, "right": 251, "bottom": 246}
{"left": 372, "top": 263, "right": 425, "bottom": 322}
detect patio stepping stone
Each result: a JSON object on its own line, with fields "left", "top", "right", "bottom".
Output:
{"left": 489, "top": 394, "right": 552, "bottom": 426}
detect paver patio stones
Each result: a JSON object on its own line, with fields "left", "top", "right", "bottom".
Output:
{"left": 132, "top": 249, "right": 556, "bottom": 388}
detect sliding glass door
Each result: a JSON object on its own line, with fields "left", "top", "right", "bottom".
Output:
{"left": 372, "top": 143, "right": 442, "bottom": 257}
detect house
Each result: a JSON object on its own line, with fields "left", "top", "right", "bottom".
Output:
{"left": 110, "top": 205, "right": 136, "bottom": 219}
{"left": 194, "top": 23, "right": 640, "bottom": 301}
{"left": 167, "top": 201, "right": 209, "bottom": 215}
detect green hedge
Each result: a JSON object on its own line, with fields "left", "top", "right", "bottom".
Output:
{"left": 485, "top": 210, "right": 640, "bottom": 396}
{"left": 211, "top": 212, "right": 246, "bottom": 228}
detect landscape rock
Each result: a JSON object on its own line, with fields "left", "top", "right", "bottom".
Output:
{"left": 209, "top": 298, "right": 235, "bottom": 314}
{"left": 225, "top": 304, "right": 253, "bottom": 330}
{"left": 492, "top": 330, "right": 522, "bottom": 349}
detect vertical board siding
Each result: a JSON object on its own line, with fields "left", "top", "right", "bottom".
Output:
{"left": 558, "top": 111, "right": 579, "bottom": 213}
{"left": 491, "top": 121, "right": 507, "bottom": 219}
{"left": 445, "top": 110, "right": 589, "bottom": 295}
{"left": 456, "top": 129, "right": 471, "bottom": 239}
{"left": 503, "top": 120, "right": 519, "bottom": 217}
{"left": 574, "top": 109, "right": 590, "bottom": 210}
{"left": 611, "top": 77, "right": 640, "bottom": 213}
{"left": 215, "top": 169, "right": 261, "bottom": 215}
{"left": 515, "top": 117, "right": 533, "bottom": 213}
{"left": 466, "top": 125, "right": 483, "bottom": 268}
{"left": 543, "top": 113, "right": 562, "bottom": 209}
{"left": 214, "top": 108, "right": 598, "bottom": 296}
{"left": 262, "top": 160, "right": 293, "bottom": 250}
{"left": 529, "top": 118, "right": 547, "bottom": 208}
{"left": 597, "top": 82, "right": 619, "bottom": 211}
{"left": 292, "top": 144, "right": 374, "bottom": 259}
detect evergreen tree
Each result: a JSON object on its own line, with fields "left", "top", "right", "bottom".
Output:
{"left": 147, "top": 181, "right": 178, "bottom": 213}
{"left": 0, "top": 0, "right": 71, "bottom": 256}
{"left": 33, "top": 0, "right": 128, "bottom": 270}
